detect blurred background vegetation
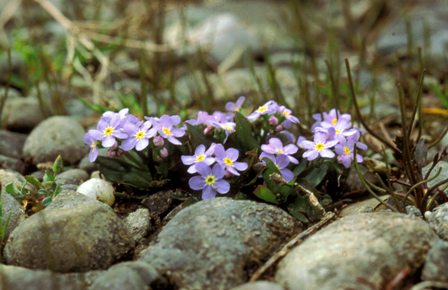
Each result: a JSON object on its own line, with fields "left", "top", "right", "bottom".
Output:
{"left": 0, "top": 0, "right": 447, "bottom": 154}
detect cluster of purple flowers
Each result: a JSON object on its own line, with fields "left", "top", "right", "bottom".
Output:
{"left": 247, "top": 100, "right": 300, "bottom": 130}
{"left": 84, "top": 96, "right": 367, "bottom": 202}
{"left": 183, "top": 143, "right": 248, "bottom": 199}
{"left": 83, "top": 108, "right": 186, "bottom": 162}
{"left": 299, "top": 109, "right": 366, "bottom": 168}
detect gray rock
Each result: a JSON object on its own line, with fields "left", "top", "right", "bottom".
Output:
{"left": 60, "top": 184, "right": 79, "bottom": 191}
{"left": 3, "top": 97, "right": 46, "bottom": 133}
{"left": 143, "top": 190, "right": 173, "bottom": 216}
{"left": 355, "top": 204, "right": 375, "bottom": 214}
{"left": 375, "top": 2, "right": 448, "bottom": 65}
{"left": 229, "top": 281, "right": 285, "bottom": 290}
{"left": 427, "top": 203, "right": 448, "bottom": 241}
{"left": 4, "top": 190, "right": 134, "bottom": 272}
{"left": 423, "top": 161, "right": 448, "bottom": 195}
{"left": 30, "top": 170, "right": 45, "bottom": 181}
{"left": 0, "top": 264, "right": 87, "bottom": 290}
{"left": 406, "top": 205, "right": 423, "bottom": 218}
{"left": 275, "top": 213, "right": 437, "bottom": 290}
{"left": 421, "top": 239, "right": 448, "bottom": 282}
{"left": 56, "top": 169, "right": 89, "bottom": 186}
{"left": 79, "top": 155, "right": 98, "bottom": 175}
{"left": 139, "top": 197, "right": 302, "bottom": 290}
{"left": 0, "top": 155, "right": 24, "bottom": 173}
{"left": 89, "top": 261, "right": 167, "bottom": 290}
{"left": 46, "top": 190, "right": 113, "bottom": 213}
{"left": 23, "top": 116, "right": 88, "bottom": 165}
{"left": 123, "top": 208, "right": 152, "bottom": 242}
{"left": 0, "top": 169, "right": 25, "bottom": 187}
{"left": 0, "top": 130, "right": 27, "bottom": 159}
{"left": 1, "top": 191, "right": 26, "bottom": 242}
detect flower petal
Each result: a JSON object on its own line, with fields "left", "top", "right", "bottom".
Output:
{"left": 202, "top": 185, "right": 216, "bottom": 199}
{"left": 320, "top": 149, "right": 335, "bottom": 158}
{"left": 102, "top": 136, "right": 116, "bottom": 147}
{"left": 196, "top": 161, "right": 212, "bottom": 177}
{"left": 136, "top": 139, "right": 149, "bottom": 151}
{"left": 226, "top": 148, "right": 239, "bottom": 160}
{"left": 303, "top": 150, "right": 318, "bottom": 161}
{"left": 195, "top": 144, "right": 205, "bottom": 156}
{"left": 189, "top": 176, "right": 205, "bottom": 190}
{"left": 214, "top": 179, "right": 230, "bottom": 194}
{"left": 211, "top": 163, "right": 225, "bottom": 179}
{"left": 89, "top": 148, "right": 98, "bottom": 162}
{"left": 182, "top": 155, "right": 196, "bottom": 165}
{"left": 283, "top": 144, "right": 298, "bottom": 155}
{"left": 233, "top": 161, "right": 248, "bottom": 171}
{"left": 280, "top": 168, "right": 294, "bottom": 182}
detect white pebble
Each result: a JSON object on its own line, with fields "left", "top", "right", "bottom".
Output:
{"left": 77, "top": 178, "right": 115, "bottom": 206}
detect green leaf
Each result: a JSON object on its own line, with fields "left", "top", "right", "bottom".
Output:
{"left": 19, "top": 182, "right": 29, "bottom": 195}
{"left": 5, "top": 183, "right": 18, "bottom": 195}
{"left": 38, "top": 189, "right": 48, "bottom": 195}
{"left": 24, "top": 176, "right": 44, "bottom": 190}
{"left": 43, "top": 171, "right": 55, "bottom": 184}
{"left": 253, "top": 185, "right": 279, "bottom": 204}
{"left": 0, "top": 211, "right": 12, "bottom": 243}
{"left": 182, "top": 195, "right": 200, "bottom": 207}
{"left": 52, "top": 155, "right": 63, "bottom": 174}
{"left": 235, "top": 111, "right": 259, "bottom": 153}
{"left": 234, "top": 192, "right": 250, "bottom": 200}
{"left": 185, "top": 123, "right": 217, "bottom": 149}
{"left": 305, "top": 162, "right": 330, "bottom": 186}
{"left": 262, "top": 158, "right": 282, "bottom": 193}
{"left": 53, "top": 185, "right": 62, "bottom": 197}
{"left": 94, "top": 156, "right": 153, "bottom": 190}
{"left": 77, "top": 96, "right": 110, "bottom": 114}
{"left": 287, "top": 195, "right": 310, "bottom": 223}
{"left": 293, "top": 159, "right": 308, "bottom": 176}
{"left": 42, "top": 196, "right": 53, "bottom": 207}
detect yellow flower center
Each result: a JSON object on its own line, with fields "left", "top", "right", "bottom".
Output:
{"left": 283, "top": 111, "right": 290, "bottom": 117}
{"left": 196, "top": 155, "right": 205, "bottom": 162}
{"left": 222, "top": 125, "right": 232, "bottom": 132}
{"left": 136, "top": 131, "right": 145, "bottom": 140}
{"left": 91, "top": 141, "right": 96, "bottom": 149}
{"left": 224, "top": 157, "right": 233, "bottom": 166}
{"left": 163, "top": 128, "right": 172, "bottom": 136}
{"left": 257, "top": 106, "right": 268, "bottom": 113}
{"left": 120, "top": 114, "right": 126, "bottom": 119}
{"left": 332, "top": 118, "right": 337, "bottom": 125}
{"left": 344, "top": 146, "right": 351, "bottom": 156}
{"left": 335, "top": 129, "right": 342, "bottom": 134}
{"left": 104, "top": 127, "right": 114, "bottom": 136}
{"left": 275, "top": 164, "right": 280, "bottom": 170}
{"left": 276, "top": 149, "right": 285, "bottom": 154}
{"left": 315, "top": 143, "right": 325, "bottom": 151}
{"left": 205, "top": 175, "right": 215, "bottom": 185}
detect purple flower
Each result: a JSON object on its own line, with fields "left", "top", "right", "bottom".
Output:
{"left": 226, "top": 96, "right": 245, "bottom": 112}
{"left": 181, "top": 144, "right": 216, "bottom": 174}
{"left": 211, "top": 121, "right": 236, "bottom": 142}
{"left": 121, "top": 121, "right": 155, "bottom": 151}
{"left": 102, "top": 108, "right": 139, "bottom": 125}
{"left": 302, "top": 132, "right": 338, "bottom": 161}
{"left": 280, "top": 130, "right": 296, "bottom": 143}
{"left": 322, "top": 109, "right": 351, "bottom": 127}
{"left": 214, "top": 144, "right": 248, "bottom": 176}
{"left": 347, "top": 129, "right": 368, "bottom": 150}
{"left": 90, "top": 114, "right": 128, "bottom": 147}
{"left": 296, "top": 136, "right": 306, "bottom": 149}
{"left": 84, "top": 132, "right": 99, "bottom": 162}
{"left": 278, "top": 106, "right": 300, "bottom": 129}
{"left": 335, "top": 138, "right": 363, "bottom": 168}
{"left": 317, "top": 119, "right": 357, "bottom": 143}
{"left": 153, "top": 136, "right": 164, "bottom": 147}
{"left": 247, "top": 101, "right": 278, "bottom": 121}
{"left": 189, "top": 162, "right": 230, "bottom": 200}
{"left": 155, "top": 115, "right": 186, "bottom": 145}
{"left": 259, "top": 155, "right": 294, "bottom": 182}
{"left": 260, "top": 138, "right": 298, "bottom": 164}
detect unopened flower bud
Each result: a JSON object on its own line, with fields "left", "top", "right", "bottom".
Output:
{"left": 110, "top": 141, "right": 118, "bottom": 151}
{"left": 108, "top": 150, "right": 116, "bottom": 157}
{"left": 224, "top": 170, "right": 234, "bottom": 178}
{"left": 275, "top": 125, "right": 283, "bottom": 131}
{"left": 153, "top": 136, "right": 164, "bottom": 147}
{"left": 117, "top": 149, "right": 124, "bottom": 157}
{"left": 269, "top": 116, "right": 278, "bottom": 126}
{"left": 160, "top": 148, "right": 168, "bottom": 158}
{"left": 204, "top": 126, "right": 213, "bottom": 134}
